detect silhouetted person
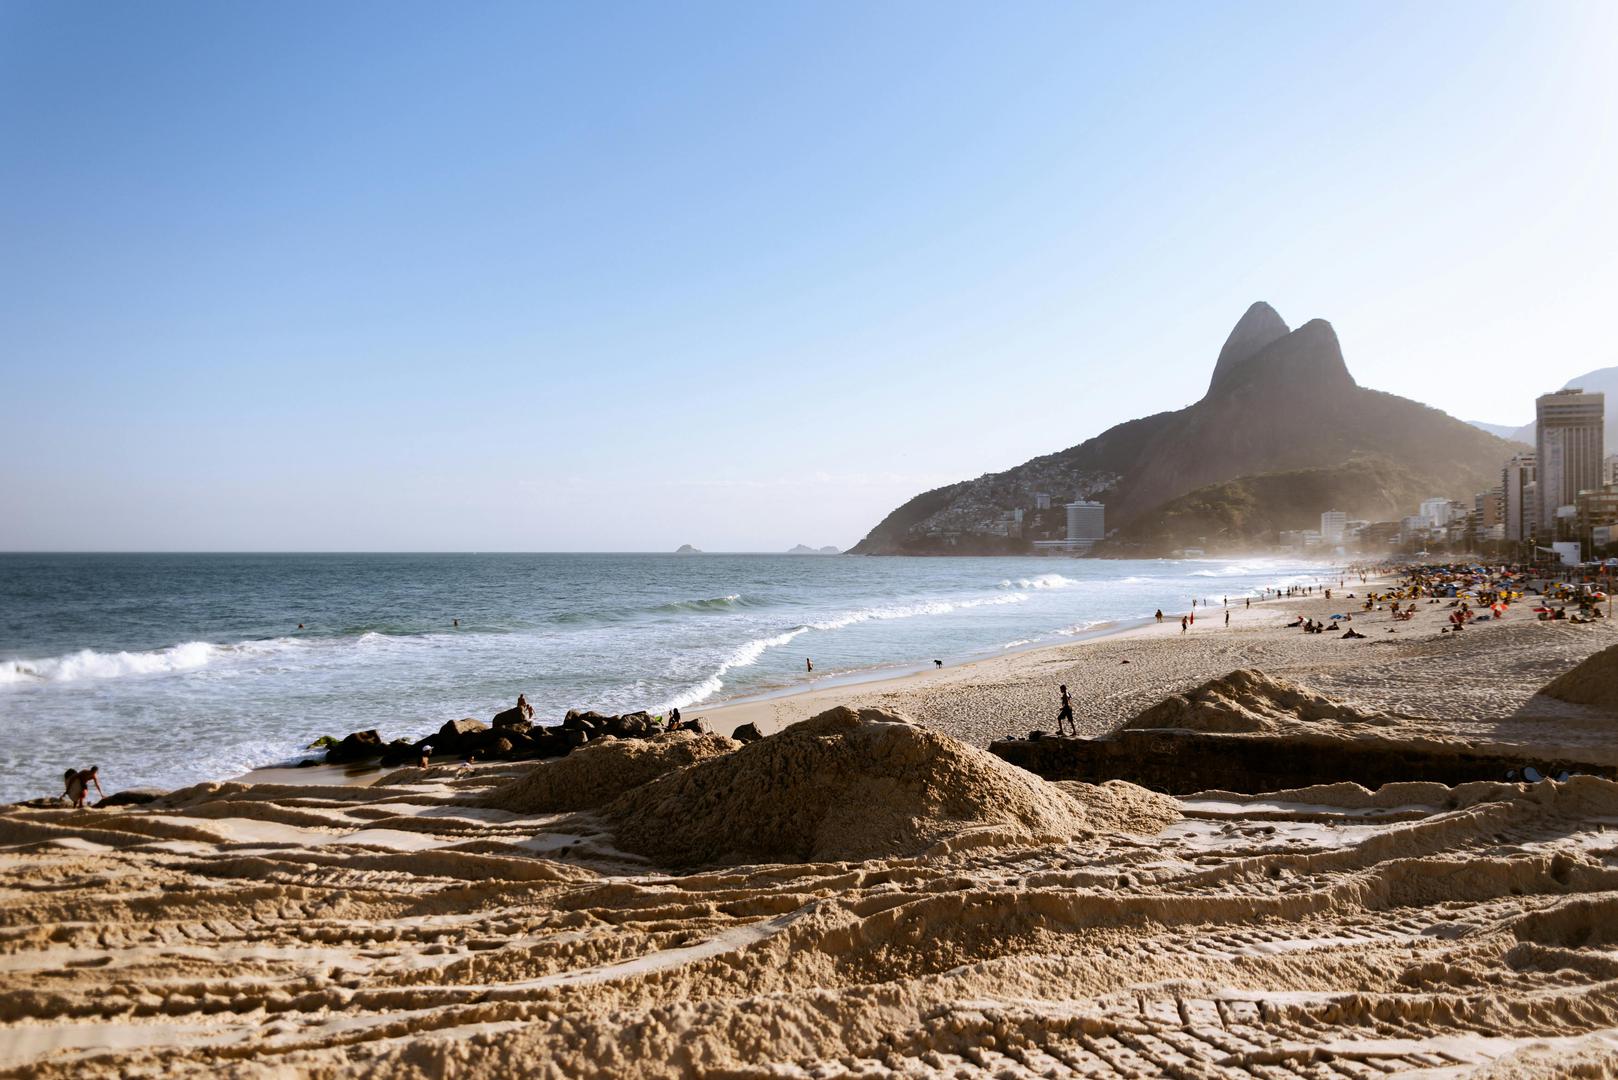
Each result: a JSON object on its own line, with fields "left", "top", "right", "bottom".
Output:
{"left": 806, "top": 658, "right": 813, "bottom": 673}
{"left": 1055, "top": 684, "right": 1074, "bottom": 736}
{"left": 63, "top": 766, "right": 103, "bottom": 808}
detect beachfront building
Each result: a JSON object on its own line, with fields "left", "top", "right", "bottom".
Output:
{"left": 1320, "top": 510, "right": 1347, "bottom": 544}
{"left": 1536, "top": 388, "right": 1605, "bottom": 534}
{"left": 1419, "top": 498, "right": 1453, "bottom": 529}
{"left": 1502, "top": 452, "right": 1537, "bottom": 542}
{"left": 1577, "top": 487, "right": 1618, "bottom": 554}
{"left": 1606, "top": 456, "right": 1618, "bottom": 487}
{"left": 1032, "top": 499, "right": 1105, "bottom": 552}
{"left": 1065, "top": 500, "right": 1104, "bottom": 542}
{"left": 1473, "top": 487, "right": 1504, "bottom": 544}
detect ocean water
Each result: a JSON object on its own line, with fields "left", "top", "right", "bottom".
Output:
{"left": 0, "top": 553, "right": 1336, "bottom": 802}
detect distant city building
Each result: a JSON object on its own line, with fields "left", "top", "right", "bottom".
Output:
{"left": 1064, "top": 500, "right": 1104, "bottom": 542}
{"left": 1536, "top": 388, "right": 1605, "bottom": 534}
{"left": 1419, "top": 497, "right": 1452, "bottom": 529}
{"left": 1032, "top": 500, "right": 1105, "bottom": 552}
{"left": 1502, "top": 453, "right": 1537, "bottom": 542}
{"left": 1033, "top": 493, "right": 1052, "bottom": 510}
{"left": 1577, "top": 487, "right": 1618, "bottom": 551}
{"left": 1319, "top": 510, "right": 1347, "bottom": 544}
{"left": 1358, "top": 521, "right": 1402, "bottom": 549}
{"left": 1606, "top": 455, "right": 1618, "bottom": 487}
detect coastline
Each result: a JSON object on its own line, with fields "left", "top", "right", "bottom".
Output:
{"left": 235, "top": 566, "right": 1618, "bottom": 788}
{"left": 14, "top": 565, "right": 1618, "bottom": 1076}
{"left": 236, "top": 599, "right": 1265, "bottom": 787}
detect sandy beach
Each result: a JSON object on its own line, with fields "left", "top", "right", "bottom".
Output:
{"left": 8, "top": 571, "right": 1618, "bottom": 1077}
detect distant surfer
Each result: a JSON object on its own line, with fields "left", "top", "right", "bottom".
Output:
{"left": 1055, "top": 685, "right": 1074, "bottom": 736}
{"left": 62, "top": 766, "right": 103, "bottom": 808}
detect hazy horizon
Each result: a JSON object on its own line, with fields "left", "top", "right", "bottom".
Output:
{"left": 4, "top": 1, "right": 1615, "bottom": 552}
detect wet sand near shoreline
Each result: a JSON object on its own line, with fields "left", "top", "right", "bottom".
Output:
{"left": 8, "top": 572, "right": 1618, "bottom": 1077}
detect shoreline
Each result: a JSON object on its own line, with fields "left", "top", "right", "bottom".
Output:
{"left": 239, "top": 581, "right": 1340, "bottom": 788}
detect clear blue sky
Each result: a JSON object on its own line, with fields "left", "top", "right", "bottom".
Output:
{"left": 3, "top": 1, "right": 1615, "bottom": 551}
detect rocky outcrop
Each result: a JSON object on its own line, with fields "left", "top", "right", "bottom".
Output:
{"left": 851, "top": 303, "right": 1520, "bottom": 554}
{"left": 342, "top": 706, "right": 703, "bottom": 769}
{"left": 324, "top": 730, "right": 384, "bottom": 764}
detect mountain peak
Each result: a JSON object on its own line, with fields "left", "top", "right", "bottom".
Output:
{"left": 1208, "top": 302, "right": 1290, "bottom": 394}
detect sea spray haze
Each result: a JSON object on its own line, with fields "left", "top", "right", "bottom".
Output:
{"left": 0, "top": 552, "right": 1334, "bottom": 801}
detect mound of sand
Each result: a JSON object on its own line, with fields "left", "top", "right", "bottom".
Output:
{"left": 1124, "top": 668, "right": 1397, "bottom": 735}
{"left": 604, "top": 706, "right": 1094, "bottom": 866}
{"left": 476, "top": 731, "right": 741, "bottom": 814}
{"left": 1051, "top": 779, "right": 1182, "bottom": 835}
{"left": 1539, "top": 640, "right": 1618, "bottom": 710}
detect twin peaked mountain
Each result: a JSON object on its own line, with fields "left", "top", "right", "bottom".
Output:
{"left": 851, "top": 303, "right": 1522, "bottom": 555}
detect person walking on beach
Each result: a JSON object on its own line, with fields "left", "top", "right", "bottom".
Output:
{"left": 62, "top": 766, "right": 103, "bottom": 808}
{"left": 1155, "top": 609, "right": 1163, "bottom": 623}
{"left": 1055, "top": 684, "right": 1074, "bottom": 736}
{"left": 806, "top": 658, "right": 813, "bottom": 673}
{"left": 1225, "top": 609, "right": 1230, "bottom": 627}
{"left": 1181, "top": 615, "right": 1188, "bottom": 632}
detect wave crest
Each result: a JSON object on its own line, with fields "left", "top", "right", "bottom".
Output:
{"left": 1, "top": 641, "right": 220, "bottom": 685}
{"left": 999, "top": 574, "right": 1079, "bottom": 590}
{"left": 655, "top": 594, "right": 747, "bottom": 614}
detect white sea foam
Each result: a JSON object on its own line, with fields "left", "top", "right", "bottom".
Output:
{"left": 999, "top": 574, "right": 1079, "bottom": 590}
{"left": 1, "top": 641, "right": 221, "bottom": 685}
{"left": 662, "top": 591, "right": 1033, "bottom": 709}
{"left": 662, "top": 626, "right": 813, "bottom": 710}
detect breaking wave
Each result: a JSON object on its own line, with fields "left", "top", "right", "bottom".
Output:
{"left": 1, "top": 641, "right": 223, "bottom": 685}
{"left": 662, "top": 592, "right": 1033, "bottom": 709}
{"left": 654, "top": 594, "right": 748, "bottom": 614}
{"left": 999, "top": 574, "right": 1080, "bottom": 590}
{"left": 0, "top": 629, "right": 450, "bottom": 688}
